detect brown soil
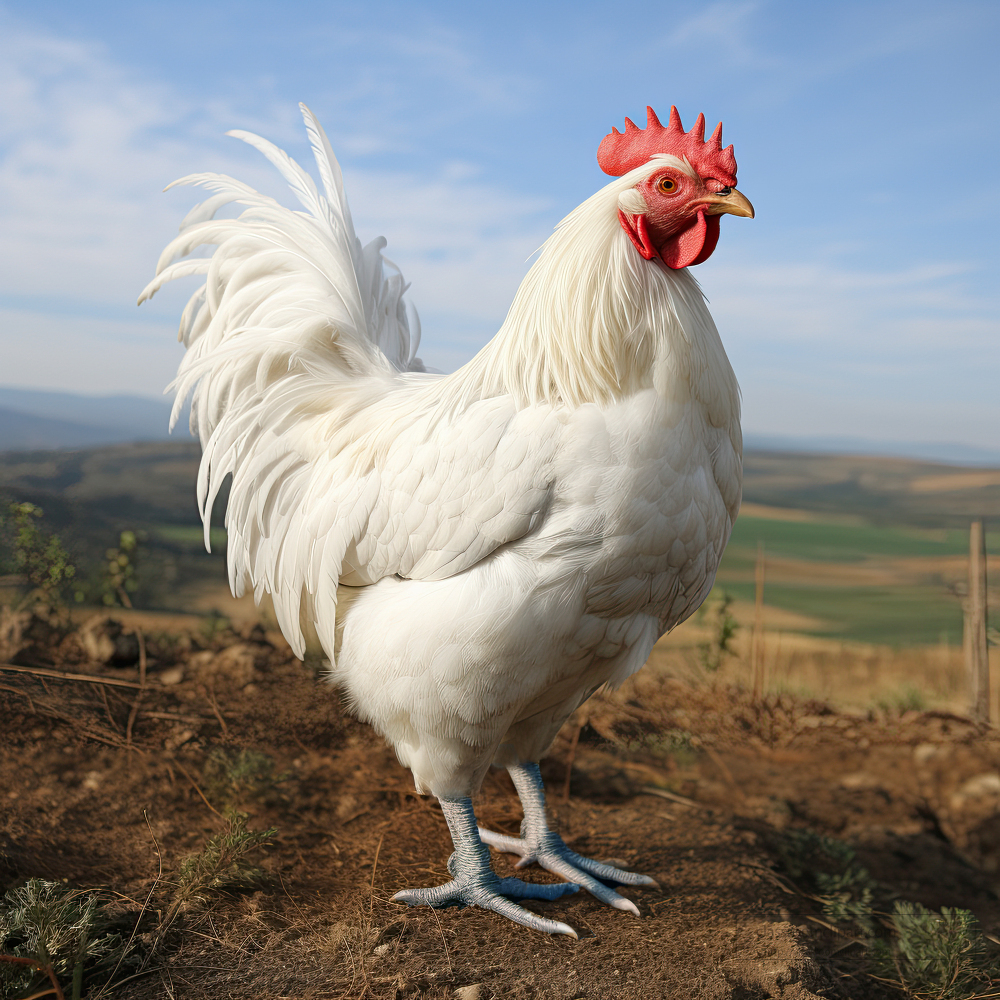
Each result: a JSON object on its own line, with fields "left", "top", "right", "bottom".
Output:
{"left": 2, "top": 614, "right": 1000, "bottom": 999}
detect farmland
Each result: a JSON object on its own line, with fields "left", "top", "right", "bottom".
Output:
{"left": 1, "top": 441, "right": 1000, "bottom": 998}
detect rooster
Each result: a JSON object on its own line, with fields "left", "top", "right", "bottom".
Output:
{"left": 141, "top": 104, "right": 752, "bottom": 937}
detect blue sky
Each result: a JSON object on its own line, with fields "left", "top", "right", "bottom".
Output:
{"left": 0, "top": 0, "right": 997, "bottom": 453}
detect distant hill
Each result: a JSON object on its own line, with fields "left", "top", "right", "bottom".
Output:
{"left": 0, "top": 439, "right": 995, "bottom": 530}
{"left": 744, "top": 432, "right": 1000, "bottom": 467}
{"left": 1, "top": 385, "right": 998, "bottom": 465}
{"left": 0, "top": 386, "right": 191, "bottom": 450}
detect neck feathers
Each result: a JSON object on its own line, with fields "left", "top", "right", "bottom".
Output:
{"left": 448, "top": 180, "right": 738, "bottom": 418}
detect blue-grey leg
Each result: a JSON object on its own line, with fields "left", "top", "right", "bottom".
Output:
{"left": 392, "top": 795, "right": 580, "bottom": 937}
{"left": 479, "top": 762, "right": 659, "bottom": 916}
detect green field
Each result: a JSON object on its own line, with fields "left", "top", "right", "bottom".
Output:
{"left": 726, "top": 516, "right": 989, "bottom": 564}
{"left": 0, "top": 442, "right": 995, "bottom": 646}
{"left": 154, "top": 523, "right": 229, "bottom": 551}
{"left": 715, "top": 514, "right": 996, "bottom": 646}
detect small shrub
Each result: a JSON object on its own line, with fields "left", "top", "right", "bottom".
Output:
{"left": 776, "top": 829, "right": 877, "bottom": 935}
{"left": 875, "top": 684, "right": 927, "bottom": 716}
{"left": 101, "top": 530, "right": 139, "bottom": 608}
{"left": 2, "top": 503, "right": 78, "bottom": 609}
{"left": 0, "top": 878, "right": 132, "bottom": 1000}
{"left": 698, "top": 591, "right": 738, "bottom": 673}
{"left": 168, "top": 811, "right": 276, "bottom": 915}
{"left": 202, "top": 749, "right": 288, "bottom": 809}
{"left": 199, "top": 609, "right": 232, "bottom": 643}
{"left": 869, "top": 901, "right": 994, "bottom": 999}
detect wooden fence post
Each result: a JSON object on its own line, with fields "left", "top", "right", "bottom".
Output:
{"left": 966, "top": 519, "right": 989, "bottom": 723}
{"left": 751, "top": 541, "right": 765, "bottom": 700}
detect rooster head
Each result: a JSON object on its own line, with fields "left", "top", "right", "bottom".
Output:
{"left": 598, "top": 106, "right": 753, "bottom": 269}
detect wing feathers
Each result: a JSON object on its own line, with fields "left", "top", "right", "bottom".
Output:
{"left": 144, "top": 110, "right": 557, "bottom": 661}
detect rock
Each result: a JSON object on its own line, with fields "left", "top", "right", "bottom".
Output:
{"left": 840, "top": 772, "right": 882, "bottom": 791}
{"left": 1, "top": 605, "right": 68, "bottom": 665}
{"left": 77, "top": 615, "right": 140, "bottom": 666}
{"left": 0, "top": 605, "right": 30, "bottom": 662}
{"left": 188, "top": 643, "right": 267, "bottom": 688}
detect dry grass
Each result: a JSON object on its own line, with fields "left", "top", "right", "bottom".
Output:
{"left": 652, "top": 614, "right": 998, "bottom": 719}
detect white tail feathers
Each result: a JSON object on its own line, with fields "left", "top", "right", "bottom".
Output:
{"left": 138, "top": 104, "right": 424, "bottom": 443}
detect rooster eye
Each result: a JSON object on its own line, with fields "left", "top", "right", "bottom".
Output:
{"left": 657, "top": 177, "right": 678, "bottom": 195}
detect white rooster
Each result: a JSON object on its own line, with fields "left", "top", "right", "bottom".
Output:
{"left": 141, "top": 104, "right": 752, "bottom": 937}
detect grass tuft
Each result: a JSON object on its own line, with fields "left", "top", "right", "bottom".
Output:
{"left": 870, "top": 901, "right": 995, "bottom": 999}
{"left": 169, "top": 811, "right": 277, "bottom": 913}
{"left": 201, "top": 748, "right": 288, "bottom": 810}
{"left": 0, "top": 878, "right": 133, "bottom": 1000}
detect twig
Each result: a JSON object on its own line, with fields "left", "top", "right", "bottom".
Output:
{"left": 561, "top": 722, "right": 583, "bottom": 802}
{"left": 736, "top": 860, "right": 805, "bottom": 897}
{"left": 202, "top": 687, "right": 229, "bottom": 738}
{"left": 98, "top": 684, "right": 120, "bottom": 734}
{"left": 169, "top": 757, "right": 225, "bottom": 822}
{"left": 125, "top": 629, "right": 148, "bottom": 750}
{"left": 806, "top": 914, "right": 866, "bottom": 940}
{"left": 369, "top": 833, "right": 385, "bottom": 916}
{"left": 95, "top": 810, "right": 164, "bottom": 995}
{"left": 16, "top": 695, "right": 135, "bottom": 750}
{"left": 638, "top": 786, "right": 699, "bottom": 808}
{"left": 0, "top": 955, "right": 65, "bottom": 1000}
{"left": 0, "top": 682, "right": 36, "bottom": 712}
{"left": 139, "top": 711, "right": 210, "bottom": 724}
{"left": 0, "top": 663, "right": 143, "bottom": 689}
{"left": 430, "top": 907, "right": 453, "bottom": 977}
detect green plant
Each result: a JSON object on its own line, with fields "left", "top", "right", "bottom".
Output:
{"left": 0, "top": 879, "right": 131, "bottom": 1000}
{"left": 2, "top": 503, "right": 78, "bottom": 609}
{"left": 869, "top": 902, "right": 994, "bottom": 999}
{"left": 875, "top": 684, "right": 927, "bottom": 716}
{"left": 698, "top": 591, "right": 738, "bottom": 673}
{"left": 202, "top": 749, "right": 288, "bottom": 809}
{"left": 776, "top": 829, "right": 878, "bottom": 935}
{"left": 101, "top": 530, "right": 139, "bottom": 608}
{"left": 165, "top": 812, "right": 276, "bottom": 920}
{"left": 199, "top": 609, "right": 232, "bottom": 643}
{"left": 616, "top": 728, "right": 699, "bottom": 765}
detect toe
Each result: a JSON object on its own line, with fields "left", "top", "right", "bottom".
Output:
{"left": 497, "top": 877, "right": 580, "bottom": 901}
{"left": 486, "top": 895, "right": 579, "bottom": 938}
{"left": 561, "top": 849, "right": 659, "bottom": 889}
{"left": 392, "top": 881, "right": 465, "bottom": 908}
{"left": 539, "top": 854, "right": 641, "bottom": 913}
{"left": 478, "top": 826, "right": 529, "bottom": 856}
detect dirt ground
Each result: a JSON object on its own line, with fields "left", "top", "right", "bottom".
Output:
{"left": 2, "top": 611, "right": 1000, "bottom": 999}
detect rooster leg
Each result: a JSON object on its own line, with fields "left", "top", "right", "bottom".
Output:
{"left": 479, "top": 762, "right": 659, "bottom": 916}
{"left": 392, "top": 796, "right": 580, "bottom": 936}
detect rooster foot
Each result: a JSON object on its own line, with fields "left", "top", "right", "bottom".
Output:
{"left": 479, "top": 762, "right": 659, "bottom": 916}
{"left": 392, "top": 796, "right": 579, "bottom": 937}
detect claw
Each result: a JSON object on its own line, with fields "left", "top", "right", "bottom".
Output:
{"left": 391, "top": 796, "right": 580, "bottom": 937}
{"left": 482, "top": 762, "right": 661, "bottom": 915}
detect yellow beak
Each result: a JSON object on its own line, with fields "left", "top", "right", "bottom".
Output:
{"left": 699, "top": 187, "right": 755, "bottom": 219}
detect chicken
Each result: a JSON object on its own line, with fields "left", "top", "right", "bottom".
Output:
{"left": 140, "top": 104, "right": 752, "bottom": 937}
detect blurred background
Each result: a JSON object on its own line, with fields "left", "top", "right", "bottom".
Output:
{"left": 0, "top": 0, "right": 997, "bottom": 715}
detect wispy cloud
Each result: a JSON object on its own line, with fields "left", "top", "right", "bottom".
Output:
{"left": 0, "top": 13, "right": 552, "bottom": 388}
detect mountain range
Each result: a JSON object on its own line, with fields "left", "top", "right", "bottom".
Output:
{"left": 0, "top": 386, "right": 191, "bottom": 451}
{"left": 0, "top": 385, "right": 998, "bottom": 465}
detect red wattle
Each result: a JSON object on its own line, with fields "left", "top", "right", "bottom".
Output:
{"left": 618, "top": 208, "right": 723, "bottom": 269}
{"left": 688, "top": 214, "right": 721, "bottom": 266}
{"left": 659, "top": 210, "right": 709, "bottom": 269}
{"left": 617, "top": 209, "right": 657, "bottom": 260}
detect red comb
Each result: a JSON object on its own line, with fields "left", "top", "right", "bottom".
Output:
{"left": 598, "top": 106, "right": 737, "bottom": 186}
